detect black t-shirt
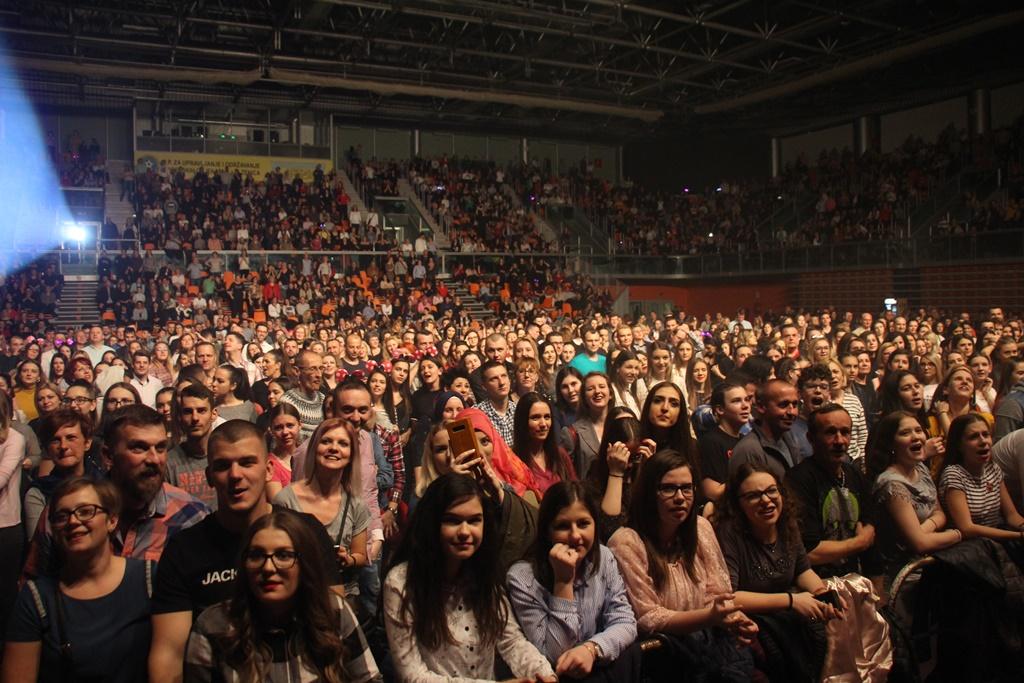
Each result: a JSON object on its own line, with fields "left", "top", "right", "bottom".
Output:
{"left": 785, "top": 457, "right": 873, "bottom": 578}
{"left": 152, "top": 507, "right": 340, "bottom": 617}
{"left": 698, "top": 427, "right": 742, "bottom": 486}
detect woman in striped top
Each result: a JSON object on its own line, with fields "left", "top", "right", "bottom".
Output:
{"left": 938, "top": 413, "right": 1024, "bottom": 541}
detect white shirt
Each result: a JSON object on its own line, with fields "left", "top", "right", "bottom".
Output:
{"left": 130, "top": 375, "right": 163, "bottom": 408}
{"left": 383, "top": 563, "right": 553, "bottom": 683}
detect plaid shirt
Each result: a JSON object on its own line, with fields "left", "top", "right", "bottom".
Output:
{"left": 477, "top": 398, "right": 517, "bottom": 447}
{"left": 185, "top": 592, "right": 381, "bottom": 682}
{"left": 373, "top": 422, "right": 405, "bottom": 508}
{"left": 22, "top": 482, "right": 209, "bottom": 579}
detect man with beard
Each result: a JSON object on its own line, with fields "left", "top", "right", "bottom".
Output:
{"left": 22, "top": 405, "right": 209, "bottom": 578}
{"left": 786, "top": 404, "right": 875, "bottom": 578}
{"left": 728, "top": 379, "right": 803, "bottom": 481}
{"left": 149, "top": 420, "right": 341, "bottom": 683}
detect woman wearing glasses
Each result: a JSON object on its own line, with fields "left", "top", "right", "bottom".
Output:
{"left": 184, "top": 510, "right": 381, "bottom": 682}
{"left": 3, "top": 477, "right": 155, "bottom": 683}
{"left": 715, "top": 464, "right": 841, "bottom": 681}
{"left": 608, "top": 449, "right": 758, "bottom": 681}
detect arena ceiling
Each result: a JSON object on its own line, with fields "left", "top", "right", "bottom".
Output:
{"left": 2, "top": 1, "right": 1023, "bottom": 139}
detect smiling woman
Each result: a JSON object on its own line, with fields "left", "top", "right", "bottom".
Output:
{"left": 3, "top": 477, "right": 156, "bottom": 683}
{"left": 184, "top": 510, "right": 381, "bottom": 682}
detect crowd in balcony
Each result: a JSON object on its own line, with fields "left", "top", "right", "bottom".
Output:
{"left": 50, "top": 130, "right": 108, "bottom": 188}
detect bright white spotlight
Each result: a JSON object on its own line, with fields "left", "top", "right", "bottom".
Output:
{"left": 62, "top": 221, "right": 86, "bottom": 242}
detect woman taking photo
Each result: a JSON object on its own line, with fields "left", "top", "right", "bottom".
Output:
{"left": 512, "top": 393, "right": 576, "bottom": 497}
{"left": 266, "top": 403, "right": 303, "bottom": 500}
{"left": 938, "top": 413, "right": 1024, "bottom": 542}
{"left": 866, "top": 413, "right": 961, "bottom": 592}
{"left": 563, "top": 372, "right": 613, "bottom": 479}
{"left": 273, "top": 418, "right": 370, "bottom": 610}
{"left": 715, "top": 464, "right": 841, "bottom": 681}
{"left": 608, "top": 450, "right": 757, "bottom": 680}
{"left": 4, "top": 477, "right": 154, "bottom": 683}
{"left": 184, "top": 510, "right": 382, "bottom": 682}
{"left": 383, "top": 474, "right": 556, "bottom": 682}
{"left": 507, "top": 481, "right": 639, "bottom": 681}
{"left": 211, "top": 365, "right": 258, "bottom": 423}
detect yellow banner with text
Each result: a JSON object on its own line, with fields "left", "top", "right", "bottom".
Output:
{"left": 134, "top": 151, "right": 332, "bottom": 182}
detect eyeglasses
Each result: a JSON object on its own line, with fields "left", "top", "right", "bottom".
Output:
{"left": 657, "top": 483, "right": 695, "bottom": 499}
{"left": 105, "top": 398, "right": 135, "bottom": 407}
{"left": 51, "top": 504, "right": 108, "bottom": 528}
{"left": 62, "top": 396, "right": 93, "bottom": 406}
{"left": 243, "top": 549, "right": 299, "bottom": 570}
{"left": 739, "top": 486, "right": 782, "bottom": 505}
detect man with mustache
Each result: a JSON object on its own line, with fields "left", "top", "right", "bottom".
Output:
{"left": 786, "top": 404, "right": 875, "bottom": 578}
{"left": 728, "top": 379, "right": 803, "bottom": 482}
{"left": 22, "top": 405, "right": 209, "bottom": 579}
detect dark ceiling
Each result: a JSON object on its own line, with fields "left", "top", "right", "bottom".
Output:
{"left": 1, "top": 0, "right": 1023, "bottom": 140}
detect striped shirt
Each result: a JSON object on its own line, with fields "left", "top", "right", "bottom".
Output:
{"left": 939, "top": 462, "right": 1005, "bottom": 527}
{"left": 839, "top": 391, "right": 868, "bottom": 462}
{"left": 22, "top": 483, "right": 209, "bottom": 579}
{"left": 185, "top": 593, "right": 381, "bottom": 682}
{"left": 506, "top": 545, "right": 638, "bottom": 665}
{"left": 280, "top": 388, "right": 326, "bottom": 441}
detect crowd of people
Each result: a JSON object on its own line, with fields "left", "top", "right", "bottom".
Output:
{"left": 0, "top": 292, "right": 1023, "bottom": 682}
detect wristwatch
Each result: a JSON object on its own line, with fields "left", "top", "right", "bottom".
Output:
{"left": 582, "top": 640, "right": 603, "bottom": 662}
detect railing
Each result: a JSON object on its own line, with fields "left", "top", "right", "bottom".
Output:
{"left": 587, "top": 227, "right": 1024, "bottom": 278}
{"left": 5, "top": 228, "right": 1023, "bottom": 280}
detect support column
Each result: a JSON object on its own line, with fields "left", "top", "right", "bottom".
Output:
{"left": 413, "top": 129, "right": 420, "bottom": 156}
{"left": 969, "top": 88, "right": 990, "bottom": 137}
{"left": 521, "top": 137, "right": 528, "bottom": 164}
{"left": 770, "top": 137, "right": 781, "bottom": 178}
{"left": 854, "top": 114, "right": 880, "bottom": 156}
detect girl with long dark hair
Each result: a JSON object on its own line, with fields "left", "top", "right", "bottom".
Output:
{"left": 211, "top": 365, "right": 258, "bottom": 423}
{"left": 512, "top": 392, "right": 576, "bottom": 497}
{"left": 639, "top": 381, "right": 695, "bottom": 458}
{"left": 265, "top": 403, "right": 302, "bottom": 500}
{"left": 585, "top": 408, "right": 650, "bottom": 540}
{"left": 383, "top": 474, "right": 555, "bottom": 681}
{"left": 507, "top": 481, "right": 639, "bottom": 681}
{"left": 184, "top": 509, "right": 381, "bottom": 682}
{"left": 608, "top": 449, "right": 757, "bottom": 681}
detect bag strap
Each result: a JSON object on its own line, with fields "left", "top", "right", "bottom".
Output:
{"left": 26, "top": 580, "right": 48, "bottom": 628}
{"left": 335, "top": 493, "right": 353, "bottom": 547}
{"left": 145, "top": 559, "right": 155, "bottom": 599}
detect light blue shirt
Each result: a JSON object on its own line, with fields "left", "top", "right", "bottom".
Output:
{"left": 506, "top": 544, "right": 637, "bottom": 664}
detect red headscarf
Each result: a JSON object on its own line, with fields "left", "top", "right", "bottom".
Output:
{"left": 456, "top": 407, "right": 540, "bottom": 500}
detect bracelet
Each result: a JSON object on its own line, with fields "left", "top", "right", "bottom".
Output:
{"left": 787, "top": 592, "right": 793, "bottom": 610}
{"left": 608, "top": 473, "right": 625, "bottom": 478}
{"left": 952, "top": 529, "right": 962, "bottom": 543}
{"left": 581, "top": 641, "right": 601, "bottom": 661}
